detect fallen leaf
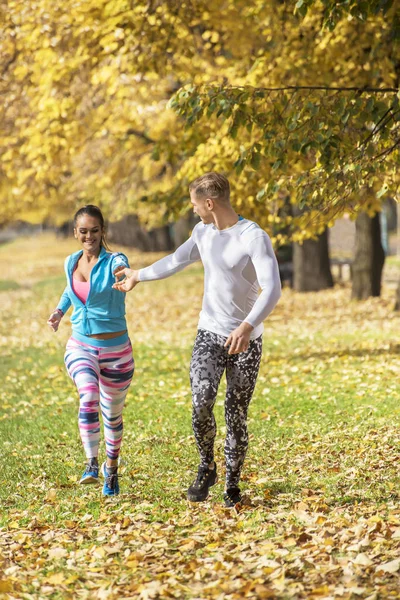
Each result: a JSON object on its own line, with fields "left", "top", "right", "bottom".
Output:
{"left": 376, "top": 559, "right": 400, "bottom": 573}
{"left": 0, "top": 580, "right": 13, "bottom": 593}
{"left": 46, "top": 572, "right": 65, "bottom": 585}
{"left": 48, "top": 547, "right": 68, "bottom": 560}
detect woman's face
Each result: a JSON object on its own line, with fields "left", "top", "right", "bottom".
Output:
{"left": 74, "top": 214, "right": 103, "bottom": 253}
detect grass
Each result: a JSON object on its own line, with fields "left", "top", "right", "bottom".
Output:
{"left": 1, "top": 234, "right": 400, "bottom": 599}
{"left": 0, "top": 280, "right": 20, "bottom": 291}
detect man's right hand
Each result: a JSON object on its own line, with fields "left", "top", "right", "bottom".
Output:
{"left": 113, "top": 266, "right": 140, "bottom": 292}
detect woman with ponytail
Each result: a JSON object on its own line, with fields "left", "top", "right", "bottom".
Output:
{"left": 47, "top": 205, "right": 134, "bottom": 496}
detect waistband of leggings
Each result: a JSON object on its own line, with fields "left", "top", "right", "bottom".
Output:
{"left": 70, "top": 331, "right": 129, "bottom": 348}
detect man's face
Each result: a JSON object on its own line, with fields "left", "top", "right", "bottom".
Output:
{"left": 190, "top": 192, "right": 213, "bottom": 224}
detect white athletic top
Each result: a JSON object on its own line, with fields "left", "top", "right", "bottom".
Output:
{"left": 138, "top": 218, "right": 281, "bottom": 339}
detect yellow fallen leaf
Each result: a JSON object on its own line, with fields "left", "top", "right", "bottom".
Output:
{"left": 46, "top": 573, "right": 65, "bottom": 585}
{"left": 122, "top": 517, "right": 131, "bottom": 528}
{"left": 310, "top": 586, "right": 330, "bottom": 595}
{"left": 392, "top": 527, "right": 400, "bottom": 539}
{"left": 96, "top": 587, "right": 113, "bottom": 600}
{"left": 104, "top": 545, "right": 122, "bottom": 555}
{"left": 368, "top": 515, "right": 382, "bottom": 524}
{"left": 179, "top": 539, "right": 197, "bottom": 551}
{"left": 376, "top": 558, "right": 400, "bottom": 573}
{"left": 0, "top": 580, "right": 13, "bottom": 593}
{"left": 48, "top": 547, "right": 68, "bottom": 560}
{"left": 46, "top": 488, "right": 57, "bottom": 502}
{"left": 65, "top": 520, "right": 77, "bottom": 528}
{"left": 354, "top": 553, "right": 373, "bottom": 567}
{"left": 256, "top": 477, "right": 269, "bottom": 484}
{"left": 64, "top": 575, "right": 79, "bottom": 584}
{"left": 271, "top": 572, "right": 286, "bottom": 591}
{"left": 205, "top": 542, "right": 219, "bottom": 549}
{"left": 324, "top": 537, "right": 335, "bottom": 546}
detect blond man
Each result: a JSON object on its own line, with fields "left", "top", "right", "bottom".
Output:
{"left": 114, "top": 173, "right": 281, "bottom": 506}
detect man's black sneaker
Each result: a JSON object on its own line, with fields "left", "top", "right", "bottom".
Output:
{"left": 224, "top": 486, "right": 242, "bottom": 507}
{"left": 187, "top": 465, "right": 218, "bottom": 502}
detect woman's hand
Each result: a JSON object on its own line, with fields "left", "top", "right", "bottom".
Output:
{"left": 113, "top": 267, "right": 140, "bottom": 292}
{"left": 47, "top": 310, "right": 63, "bottom": 332}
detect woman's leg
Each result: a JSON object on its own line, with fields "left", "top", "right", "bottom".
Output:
{"left": 98, "top": 340, "right": 134, "bottom": 462}
{"left": 64, "top": 338, "right": 101, "bottom": 460}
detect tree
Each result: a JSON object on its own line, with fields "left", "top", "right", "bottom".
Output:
{"left": 166, "top": 0, "right": 399, "bottom": 297}
{"left": 0, "top": 0, "right": 398, "bottom": 261}
{"left": 292, "top": 205, "right": 333, "bottom": 292}
{"left": 293, "top": 229, "right": 334, "bottom": 292}
{"left": 169, "top": 2, "right": 399, "bottom": 242}
{"left": 352, "top": 211, "right": 385, "bottom": 299}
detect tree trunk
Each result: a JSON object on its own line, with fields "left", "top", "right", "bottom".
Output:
{"left": 351, "top": 212, "right": 385, "bottom": 300}
{"left": 107, "top": 214, "right": 174, "bottom": 251}
{"left": 394, "top": 281, "right": 400, "bottom": 311}
{"left": 293, "top": 228, "right": 334, "bottom": 292}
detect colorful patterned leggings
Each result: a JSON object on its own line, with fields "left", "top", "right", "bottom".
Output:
{"left": 190, "top": 328, "right": 263, "bottom": 488}
{"left": 64, "top": 335, "right": 134, "bottom": 460}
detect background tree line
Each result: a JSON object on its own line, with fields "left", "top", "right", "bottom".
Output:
{"left": 0, "top": 0, "right": 399, "bottom": 298}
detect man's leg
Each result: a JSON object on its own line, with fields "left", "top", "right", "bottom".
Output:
{"left": 190, "top": 329, "right": 226, "bottom": 468}
{"left": 224, "top": 335, "right": 263, "bottom": 495}
{"left": 188, "top": 329, "right": 226, "bottom": 501}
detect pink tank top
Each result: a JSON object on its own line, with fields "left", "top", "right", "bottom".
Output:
{"left": 72, "top": 276, "right": 90, "bottom": 304}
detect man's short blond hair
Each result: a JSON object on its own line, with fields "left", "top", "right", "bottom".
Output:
{"left": 189, "top": 172, "right": 230, "bottom": 203}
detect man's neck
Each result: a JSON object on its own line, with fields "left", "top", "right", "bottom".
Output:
{"left": 213, "top": 208, "right": 239, "bottom": 231}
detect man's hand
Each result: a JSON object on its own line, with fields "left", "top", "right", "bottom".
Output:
{"left": 224, "top": 322, "right": 254, "bottom": 355}
{"left": 112, "top": 266, "right": 140, "bottom": 292}
{"left": 47, "top": 311, "right": 62, "bottom": 332}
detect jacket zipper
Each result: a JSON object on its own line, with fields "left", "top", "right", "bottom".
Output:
{"left": 68, "top": 248, "right": 107, "bottom": 335}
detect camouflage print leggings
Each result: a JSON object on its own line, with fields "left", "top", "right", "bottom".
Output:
{"left": 190, "top": 328, "right": 263, "bottom": 488}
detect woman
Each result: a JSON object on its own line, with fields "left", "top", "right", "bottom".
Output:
{"left": 47, "top": 205, "right": 134, "bottom": 496}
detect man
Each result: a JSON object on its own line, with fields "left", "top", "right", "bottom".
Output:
{"left": 113, "top": 172, "right": 281, "bottom": 506}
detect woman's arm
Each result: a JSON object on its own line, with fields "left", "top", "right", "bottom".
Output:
{"left": 47, "top": 287, "right": 71, "bottom": 332}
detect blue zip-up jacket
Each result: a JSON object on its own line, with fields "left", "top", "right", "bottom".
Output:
{"left": 56, "top": 247, "right": 129, "bottom": 336}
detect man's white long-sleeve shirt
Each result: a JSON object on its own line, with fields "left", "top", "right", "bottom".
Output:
{"left": 138, "top": 218, "right": 281, "bottom": 339}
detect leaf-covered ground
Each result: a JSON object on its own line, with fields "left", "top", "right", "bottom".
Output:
{"left": 1, "top": 235, "right": 400, "bottom": 599}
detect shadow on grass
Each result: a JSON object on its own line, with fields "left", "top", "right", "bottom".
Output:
{"left": 273, "top": 344, "right": 400, "bottom": 363}
{"left": 0, "top": 280, "right": 20, "bottom": 291}
{"left": 32, "top": 275, "right": 66, "bottom": 290}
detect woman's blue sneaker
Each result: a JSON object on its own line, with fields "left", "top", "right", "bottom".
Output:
{"left": 79, "top": 458, "right": 99, "bottom": 484}
{"left": 101, "top": 462, "right": 120, "bottom": 496}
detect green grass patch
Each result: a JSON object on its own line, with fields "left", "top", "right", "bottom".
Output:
{"left": 2, "top": 235, "right": 400, "bottom": 599}
{"left": 0, "top": 279, "right": 20, "bottom": 291}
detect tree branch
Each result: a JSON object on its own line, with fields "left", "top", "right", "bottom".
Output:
{"left": 211, "top": 84, "right": 399, "bottom": 94}
{"left": 375, "top": 137, "right": 400, "bottom": 160}
{"left": 125, "top": 128, "right": 155, "bottom": 144}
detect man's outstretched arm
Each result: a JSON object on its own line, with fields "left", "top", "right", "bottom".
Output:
{"left": 113, "top": 234, "right": 201, "bottom": 292}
